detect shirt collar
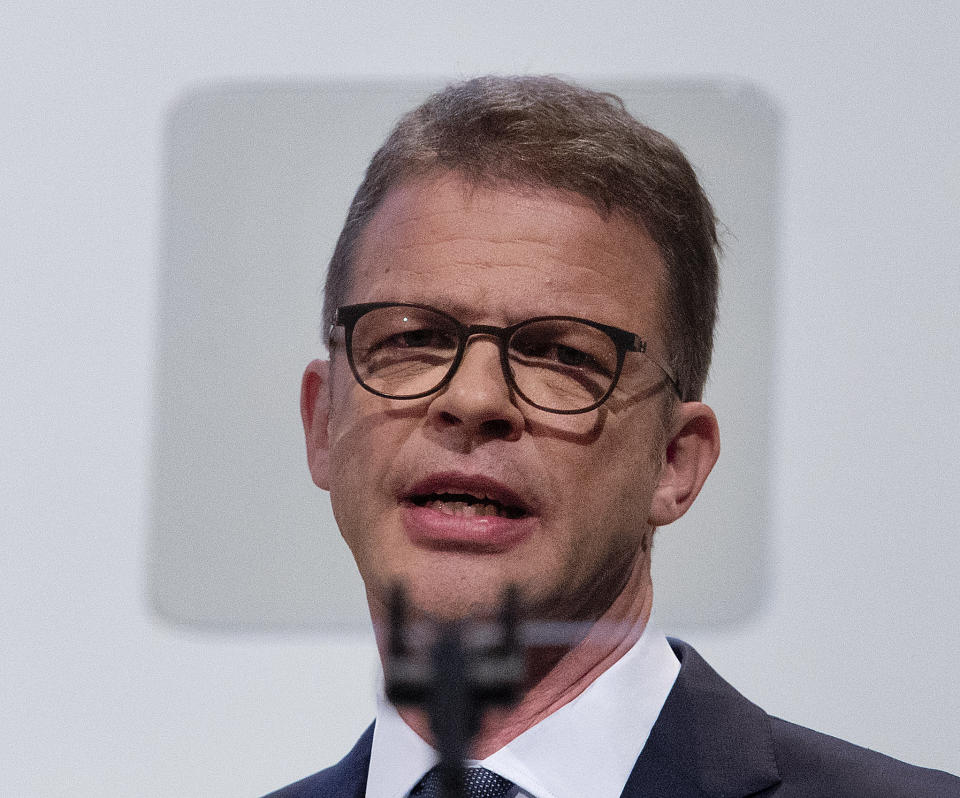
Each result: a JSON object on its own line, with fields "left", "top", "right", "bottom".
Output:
{"left": 365, "top": 617, "right": 680, "bottom": 798}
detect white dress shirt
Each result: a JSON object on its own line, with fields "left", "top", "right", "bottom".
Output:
{"left": 365, "top": 618, "right": 680, "bottom": 798}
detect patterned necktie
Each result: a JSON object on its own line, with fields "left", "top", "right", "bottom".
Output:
{"left": 410, "top": 765, "right": 514, "bottom": 797}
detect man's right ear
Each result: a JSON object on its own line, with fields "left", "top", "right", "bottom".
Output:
{"left": 300, "top": 359, "right": 331, "bottom": 490}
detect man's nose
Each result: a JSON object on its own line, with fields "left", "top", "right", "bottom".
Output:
{"left": 426, "top": 337, "right": 525, "bottom": 443}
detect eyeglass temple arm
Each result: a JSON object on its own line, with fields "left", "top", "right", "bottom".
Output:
{"left": 626, "top": 333, "right": 682, "bottom": 399}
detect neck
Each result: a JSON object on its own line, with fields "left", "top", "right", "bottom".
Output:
{"left": 381, "top": 558, "right": 654, "bottom": 759}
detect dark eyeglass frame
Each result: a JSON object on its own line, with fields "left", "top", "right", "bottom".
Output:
{"left": 331, "top": 301, "right": 680, "bottom": 414}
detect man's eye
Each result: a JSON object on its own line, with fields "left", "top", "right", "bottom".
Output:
{"left": 554, "top": 344, "right": 589, "bottom": 367}
{"left": 514, "top": 341, "right": 608, "bottom": 375}
{"left": 377, "top": 328, "right": 454, "bottom": 350}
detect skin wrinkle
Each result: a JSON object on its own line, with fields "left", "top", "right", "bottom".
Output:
{"left": 353, "top": 262, "right": 661, "bottom": 331}
{"left": 359, "top": 184, "right": 656, "bottom": 290}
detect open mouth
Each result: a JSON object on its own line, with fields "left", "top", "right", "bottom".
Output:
{"left": 411, "top": 492, "right": 527, "bottom": 519}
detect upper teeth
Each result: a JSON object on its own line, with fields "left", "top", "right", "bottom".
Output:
{"left": 425, "top": 498, "right": 508, "bottom": 517}
{"left": 417, "top": 492, "right": 523, "bottom": 518}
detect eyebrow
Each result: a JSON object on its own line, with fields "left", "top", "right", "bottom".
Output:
{"left": 364, "top": 296, "right": 568, "bottom": 326}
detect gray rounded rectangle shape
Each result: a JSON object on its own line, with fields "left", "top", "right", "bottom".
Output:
{"left": 148, "top": 79, "right": 779, "bottom": 631}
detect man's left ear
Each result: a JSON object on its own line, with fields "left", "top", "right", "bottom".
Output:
{"left": 648, "top": 401, "right": 720, "bottom": 526}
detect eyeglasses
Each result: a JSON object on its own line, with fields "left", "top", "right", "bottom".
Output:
{"left": 331, "top": 302, "right": 678, "bottom": 415}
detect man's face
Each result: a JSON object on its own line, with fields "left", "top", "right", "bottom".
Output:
{"left": 304, "top": 172, "right": 690, "bottom": 625}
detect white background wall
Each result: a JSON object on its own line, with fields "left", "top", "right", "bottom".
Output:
{"left": 2, "top": 3, "right": 958, "bottom": 795}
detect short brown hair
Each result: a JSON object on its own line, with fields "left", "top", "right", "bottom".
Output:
{"left": 323, "top": 75, "right": 719, "bottom": 401}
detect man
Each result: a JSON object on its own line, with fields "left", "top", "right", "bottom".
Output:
{"left": 271, "top": 76, "right": 959, "bottom": 797}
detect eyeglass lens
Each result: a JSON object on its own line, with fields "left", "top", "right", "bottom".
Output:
{"left": 349, "top": 305, "right": 621, "bottom": 412}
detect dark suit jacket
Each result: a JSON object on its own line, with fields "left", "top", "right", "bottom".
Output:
{"left": 264, "top": 639, "right": 960, "bottom": 797}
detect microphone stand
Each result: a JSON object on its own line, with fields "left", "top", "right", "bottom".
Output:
{"left": 384, "top": 585, "right": 525, "bottom": 798}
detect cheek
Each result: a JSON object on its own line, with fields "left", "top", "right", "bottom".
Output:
{"left": 558, "top": 427, "right": 663, "bottom": 529}
{"left": 326, "top": 423, "right": 398, "bottom": 576}
{"left": 325, "top": 392, "right": 422, "bottom": 525}
{"left": 325, "top": 398, "right": 390, "bottom": 527}
{"left": 326, "top": 367, "right": 383, "bottom": 465}
{"left": 328, "top": 419, "right": 389, "bottom": 509}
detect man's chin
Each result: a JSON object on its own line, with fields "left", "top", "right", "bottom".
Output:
{"left": 367, "top": 578, "right": 521, "bottom": 627}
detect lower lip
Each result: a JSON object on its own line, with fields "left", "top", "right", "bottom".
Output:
{"left": 402, "top": 502, "right": 536, "bottom": 552}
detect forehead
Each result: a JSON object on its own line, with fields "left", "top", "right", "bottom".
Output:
{"left": 348, "top": 172, "right": 666, "bottom": 330}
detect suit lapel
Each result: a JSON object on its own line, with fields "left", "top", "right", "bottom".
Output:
{"left": 317, "top": 723, "right": 374, "bottom": 798}
{"left": 620, "top": 640, "right": 781, "bottom": 798}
